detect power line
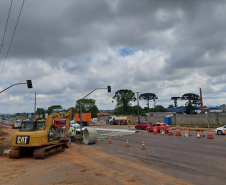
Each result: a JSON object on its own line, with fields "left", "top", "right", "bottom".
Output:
{"left": 139, "top": 75, "right": 226, "bottom": 94}
{"left": 0, "top": 0, "right": 14, "bottom": 54}
{"left": 0, "top": 0, "right": 26, "bottom": 77}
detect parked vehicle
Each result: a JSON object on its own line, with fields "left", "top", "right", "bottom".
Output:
{"left": 12, "top": 120, "right": 23, "bottom": 128}
{"left": 75, "top": 125, "right": 85, "bottom": 134}
{"left": 146, "top": 123, "right": 170, "bottom": 132}
{"left": 74, "top": 113, "right": 91, "bottom": 126}
{"left": 215, "top": 125, "right": 226, "bottom": 135}
{"left": 135, "top": 122, "right": 152, "bottom": 130}
{"left": 70, "top": 121, "right": 79, "bottom": 129}
{"left": 53, "top": 118, "right": 66, "bottom": 129}
{"left": 5, "top": 121, "right": 10, "bottom": 125}
{"left": 109, "top": 115, "right": 133, "bottom": 125}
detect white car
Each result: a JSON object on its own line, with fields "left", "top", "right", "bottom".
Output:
{"left": 75, "top": 125, "right": 85, "bottom": 134}
{"left": 70, "top": 121, "right": 80, "bottom": 129}
{"left": 215, "top": 125, "right": 226, "bottom": 135}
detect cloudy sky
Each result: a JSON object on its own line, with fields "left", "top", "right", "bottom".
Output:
{"left": 0, "top": 0, "right": 226, "bottom": 113}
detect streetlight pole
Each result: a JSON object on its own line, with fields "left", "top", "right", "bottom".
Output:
{"left": 0, "top": 80, "right": 33, "bottom": 94}
{"left": 136, "top": 92, "right": 140, "bottom": 124}
{"left": 79, "top": 86, "right": 111, "bottom": 133}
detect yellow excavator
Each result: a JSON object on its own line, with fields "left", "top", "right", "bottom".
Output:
{"left": 9, "top": 109, "right": 72, "bottom": 159}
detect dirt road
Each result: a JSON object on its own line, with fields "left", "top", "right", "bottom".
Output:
{"left": 0, "top": 143, "right": 191, "bottom": 185}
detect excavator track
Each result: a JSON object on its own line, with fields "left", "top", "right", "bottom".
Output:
{"left": 9, "top": 147, "right": 31, "bottom": 159}
{"left": 33, "top": 143, "right": 66, "bottom": 159}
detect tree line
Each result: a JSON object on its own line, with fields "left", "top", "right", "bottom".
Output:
{"left": 112, "top": 89, "right": 201, "bottom": 115}
{"left": 36, "top": 99, "right": 99, "bottom": 119}
{"left": 36, "top": 90, "right": 201, "bottom": 118}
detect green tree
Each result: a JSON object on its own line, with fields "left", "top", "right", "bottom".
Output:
{"left": 75, "top": 99, "right": 99, "bottom": 118}
{"left": 149, "top": 105, "right": 165, "bottom": 112}
{"left": 112, "top": 89, "right": 136, "bottom": 115}
{"left": 130, "top": 105, "right": 142, "bottom": 115}
{"left": 168, "top": 104, "right": 174, "bottom": 108}
{"left": 46, "top": 105, "right": 62, "bottom": 115}
{"left": 114, "top": 105, "right": 142, "bottom": 115}
{"left": 170, "top": 97, "right": 181, "bottom": 107}
{"left": 114, "top": 106, "right": 124, "bottom": 115}
{"left": 68, "top": 107, "right": 76, "bottom": 119}
{"left": 36, "top": 108, "right": 46, "bottom": 118}
{"left": 181, "top": 93, "right": 200, "bottom": 114}
{"left": 139, "top": 93, "right": 158, "bottom": 109}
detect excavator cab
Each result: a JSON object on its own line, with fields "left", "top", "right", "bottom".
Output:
{"left": 20, "top": 120, "right": 45, "bottom": 131}
{"left": 20, "top": 121, "right": 36, "bottom": 131}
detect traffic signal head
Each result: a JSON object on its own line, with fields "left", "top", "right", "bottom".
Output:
{"left": 107, "top": 85, "right": 111, "bottom": 92}
{"left": 27, "top": 80, "right": 33, "bottom": 88}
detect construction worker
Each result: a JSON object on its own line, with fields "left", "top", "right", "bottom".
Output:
{"left": 157, "top": 121, "right": 160, "bottom": 123}
{"left": 127, "top": 119, "right": 130, "bottom": 128}
{"left": 70, "top": 128, "right": 75, "bottom": 142}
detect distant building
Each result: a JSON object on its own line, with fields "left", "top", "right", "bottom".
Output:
{"left": 98, "top": 112, "right": 111, "bottom": 116}
{"left": 208, "top": 107, "right": 222, "bottom": 113}
{"left": 165, "top": 107, "right": 221, "bottom": 113}
{"left": 220, "top": 104, "right": 226, "bottom": 112}
{"left": 99, "top": 110, "right": 114, "bottom": 113}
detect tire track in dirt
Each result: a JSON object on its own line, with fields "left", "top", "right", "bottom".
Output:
{"left": 0, "top": 144, "right": 193, "bottom": 185}
{"left": 63, "top": 145, "right": 193, "bottom": 185}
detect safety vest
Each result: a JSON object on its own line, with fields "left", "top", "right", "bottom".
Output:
{"left": 71, "top": 130, "right": 75, "bottom": 136}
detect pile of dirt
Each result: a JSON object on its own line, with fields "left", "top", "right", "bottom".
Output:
{"left": 0, "top": 126, "right": 14, "bottom": 156}
{"left": 75, "top": 134, "right": 84, "bottom": 144}
{"left": 96, "top": 120, "right": 106, "bottom": 125}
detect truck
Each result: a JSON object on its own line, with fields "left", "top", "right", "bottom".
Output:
{"left": 53, "top": 118, "right": 66, "bottom": 129}
{"left": 109, "top": 115, "right": 133, "bottom": 125}
{"left": 74, "top": 113, "right": 91, "bottom": 126}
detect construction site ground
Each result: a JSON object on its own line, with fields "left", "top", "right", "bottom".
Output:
{"left": 1, "top": 125, "right": 226, "bottom": 185}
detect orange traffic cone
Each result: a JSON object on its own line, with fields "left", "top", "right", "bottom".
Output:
{"left": 175, "top": 125, "right": 181, "bottom": 136}
{"left": 142, "top": 141, "right": 145, "bottom": 150}
{"left": 207, "top": 128, "right": 214, "bottom": 139}
{"left": 126, "top": 139, "right": 130, "bottom": 147}
{"left": 188, "top": 128, "right": 192, "bottom": 136}
{"left": 109, "top": 136, "right": 112, "bottom": 144}
{"left": 168, "top": 127, "right": 173, "bottom": 136}
{"left": 153, "top": 126, "right": 158, "bottom": 134}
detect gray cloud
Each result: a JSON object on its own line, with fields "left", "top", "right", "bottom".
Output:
{"left": 1, "top": 0, "right": 226, "bottom": 113}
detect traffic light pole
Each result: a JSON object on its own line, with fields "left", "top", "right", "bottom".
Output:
{"left": 79, "top": 87, "right": 110, "bottom": 133}
{"left": 0, "top": 83, "right": 27, "bottom": 93}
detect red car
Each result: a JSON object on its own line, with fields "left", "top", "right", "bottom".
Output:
{"left": 135, "top": 122, "right": 152, "bottom": 130}
{"left": 146, "top": 123, "right": 170, "bottom": 132}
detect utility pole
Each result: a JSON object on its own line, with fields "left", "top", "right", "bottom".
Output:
{"left": 200, "top": 88, "right": 204, "bottom": 113}
{"left": 79, "top": 86, "right": 111, "bottom": 133}
{"left": 147, "top": 97, "right": 150, "bottom": 110}
{"left": 136, "top": 92, "right": 140, "bottom": 124}
{"left": 34, "top": 92, "right": 36, "bottom": 120}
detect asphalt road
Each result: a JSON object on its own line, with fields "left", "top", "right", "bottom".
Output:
{"left": 88, "top": 130, "right": 226, "bottom": 185}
